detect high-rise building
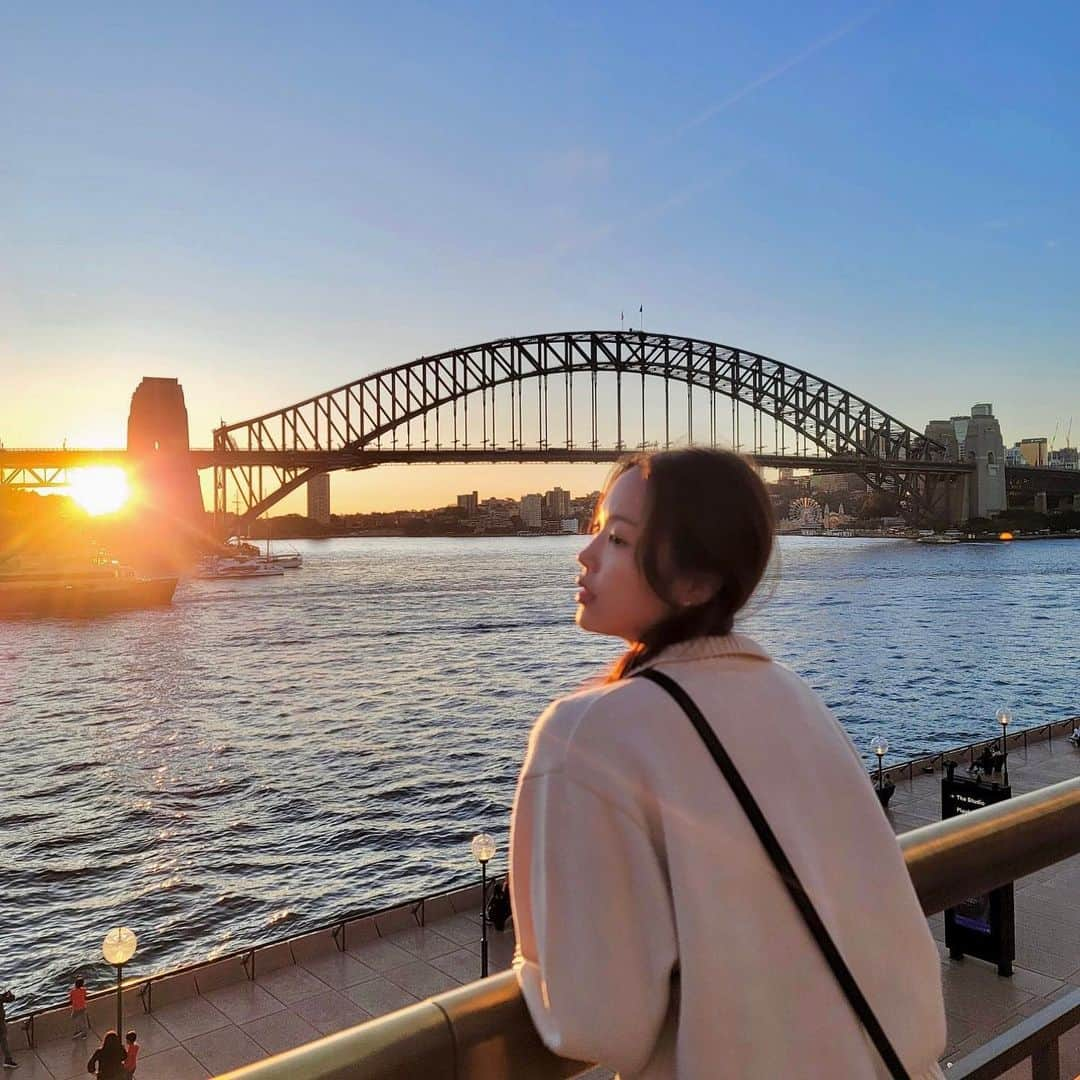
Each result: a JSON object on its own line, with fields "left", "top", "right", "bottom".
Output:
{"left": 307, "top": 473, "right": 331, "bottom": 524}
{"left": 1019, "top": 438, "right": 1048, "bottom": 467}
{"left": 521, "top": 494, "right": 543, "bottom": 528}
{"left": 543, "top": 487, "right": 571, "bottom": 520}
{"left": 1049, "top": 447, "right": 1079, "bottom": 470}
{"left": 457, "top": 491, "right": 479, "bottom": 515}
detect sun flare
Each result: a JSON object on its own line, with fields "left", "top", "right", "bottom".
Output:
{"left": 67, "top": 467, "right": 131, "bottom": 516}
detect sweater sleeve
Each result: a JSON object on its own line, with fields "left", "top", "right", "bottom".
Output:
{"left": 511, "top": 762, "right": 677, "bottom": 1076}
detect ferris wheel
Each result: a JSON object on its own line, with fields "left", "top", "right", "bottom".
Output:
{"left": 788, "top": 497, "right": 823, "bottom": 526}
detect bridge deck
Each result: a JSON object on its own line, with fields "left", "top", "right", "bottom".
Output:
{"left": 4, "top": 724, "right": 1077, "bottom": 1079}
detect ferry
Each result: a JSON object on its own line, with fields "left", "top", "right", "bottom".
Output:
{"left": 0, "top": 559, "right": 177, "bottom": 616}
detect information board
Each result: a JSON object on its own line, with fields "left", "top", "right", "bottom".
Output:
{"left": 941, "top": 768, "right": 1014, "bottom": 976}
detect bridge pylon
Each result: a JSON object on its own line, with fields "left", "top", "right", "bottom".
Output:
{"left": 127, "top": 377, "right": 212, "bottom": 555}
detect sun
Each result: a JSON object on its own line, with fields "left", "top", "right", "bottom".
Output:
{"left": 67, "top": 467, "right": 131, "bottom": 516}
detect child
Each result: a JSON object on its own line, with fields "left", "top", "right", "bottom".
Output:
{"left": 122, "top": 1030, "right": 139, "bottom": 1078}
{"left": 69, "top": 978, "right": 88, "bottom": 1039}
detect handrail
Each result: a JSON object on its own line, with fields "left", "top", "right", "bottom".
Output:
{"left": 218, "top": 775, "right": 1080, "bottom": 1080}
{"left": 948, "top": 987, "right": 1080, "bottom": 1079}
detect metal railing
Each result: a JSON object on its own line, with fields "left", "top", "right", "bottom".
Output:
{"left": 11, "top": 878, "right": 492, "bottom": 1047}
{"left": 875, "top": 715, "right": 1079, "bottom": 787}
{"left": 219, "top": 775, "right": 1080, "bottom": 1080}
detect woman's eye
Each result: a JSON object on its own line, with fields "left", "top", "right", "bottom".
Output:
{"left": 608, "top": 532, "right": 627, "bottom": 547}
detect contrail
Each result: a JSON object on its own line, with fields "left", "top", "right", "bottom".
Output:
{"left": 673, "top": 4, "right": 889, "bottom": 140}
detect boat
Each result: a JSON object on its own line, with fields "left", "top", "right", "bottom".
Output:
{"left": 916, "top": 535, "right": 960, "bottom": 545}
{"left": 194, "top": 555, "right": 285, "bottom": 579}
{"left": 224, "top": 535, "right": 303, "bottom": 570}
{"left": 0, "top": 558, "right": 177, "bottom": 616}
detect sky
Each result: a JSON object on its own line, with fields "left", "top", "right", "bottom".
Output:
{"left": 2, "top": 1, "right": 1077, "bottom": 512}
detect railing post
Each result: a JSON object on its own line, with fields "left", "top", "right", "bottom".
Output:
{"left": 21, "top": 1012, "right": 34, "bottom": 1050}
{"left": 1031, "top": 1038, "right": 1060, "bottom": 1080}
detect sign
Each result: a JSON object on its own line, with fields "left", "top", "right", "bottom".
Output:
{"left": 941, "top": 767, "right": 1014, "bottom": 976}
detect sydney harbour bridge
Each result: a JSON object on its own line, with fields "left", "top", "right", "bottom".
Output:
{"left": 2, "top": 330, "right": 1074, "bottom": 532}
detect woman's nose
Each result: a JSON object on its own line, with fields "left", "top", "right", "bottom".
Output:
{"left": 578, "top": 534, "right": 599, "bottom": 569}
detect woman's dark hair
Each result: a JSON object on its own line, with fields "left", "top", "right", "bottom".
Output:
{"left": 601, "top": 448, "right": 774, "bottom": 679}
{"left": 101, "top": 1032, "right": 122, "bottom": 1054}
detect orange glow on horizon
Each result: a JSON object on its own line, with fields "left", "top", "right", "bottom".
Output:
{"left": 66, "top": 467, "right": 131, "bottom": 516}
{"left": 998, "top": 531, "right": 1014, "bottom": 541}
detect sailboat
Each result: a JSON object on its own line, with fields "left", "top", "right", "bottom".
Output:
{"left": 261, "top": 521, "right": 302, "bottom": 569}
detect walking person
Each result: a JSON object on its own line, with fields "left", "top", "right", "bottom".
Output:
{"left": 0, "top": 988, "right": 19, "bottom": 1069}
{"left": 510, "top": 449, "right": 947, "bottom": 1079}
{"left": 121, "top": 1030, "right": 139, "bottom": 1079}
{"left": 69, "top": 978, "right": 88, "bottom": 1039}
{"left": 86, "top": 1031, "right": 126, "bottom": 1079}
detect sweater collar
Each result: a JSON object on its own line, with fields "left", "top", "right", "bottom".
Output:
{"left": 639, "top": 632, "right": 771, "bottom": 668}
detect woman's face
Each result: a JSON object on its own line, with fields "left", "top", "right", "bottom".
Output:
{"left": 575, "top": 466, "right": 671, "bottom": 643}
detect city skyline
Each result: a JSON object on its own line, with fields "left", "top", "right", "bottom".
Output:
{"left": 4, "top": 3, "right": 1079, "bottom": 513}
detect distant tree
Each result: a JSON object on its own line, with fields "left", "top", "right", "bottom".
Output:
{"left": 857, "top": 491, "right": 900, "bottom": 520}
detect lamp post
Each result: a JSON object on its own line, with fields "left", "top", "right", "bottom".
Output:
{"left": 102, "top": 928, "right": 137, "bottom": 1037}
{"left": 470, "top": 833, "right": 496, "bottom": 978}
{"left": 996, "top": 708, "right": 1013, "bottom": 786}
{"left": 871, "top": 734, "right": 889, "bottom": 791}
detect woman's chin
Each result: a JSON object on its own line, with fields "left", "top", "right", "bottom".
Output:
{"left": 576, "top": 607, "right": 624, "bottom": 638}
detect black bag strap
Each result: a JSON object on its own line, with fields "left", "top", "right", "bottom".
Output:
{"left": 636, "top": 667, "right": 911, "bottom": 1080}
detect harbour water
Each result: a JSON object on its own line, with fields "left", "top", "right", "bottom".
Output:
{"left": 2, "top": 535, "right": 1077, "bottom": 1009}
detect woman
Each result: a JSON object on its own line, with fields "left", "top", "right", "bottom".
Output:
{"left": 87, "top": 1030, "right": 126, "bottom": 1079}
{"left": 510, "top": 449, "right": 946, "bottom": 1079}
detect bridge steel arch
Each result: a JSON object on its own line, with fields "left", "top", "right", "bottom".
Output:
{"left": 213, "top": 330, "right": 950, "bottom": 526}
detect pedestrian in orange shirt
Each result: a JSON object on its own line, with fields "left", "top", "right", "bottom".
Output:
{"left": 121, "top": 1031, "right": 138, "bottom": 1078}
{"left": 69, "top": 979, "right": 88, "bottom": 1039}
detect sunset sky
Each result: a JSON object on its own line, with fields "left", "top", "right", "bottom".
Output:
{"left": 3, "top": 2, "right": 1077, "bottom": 513}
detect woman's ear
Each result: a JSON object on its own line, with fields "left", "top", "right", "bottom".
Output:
{"left": 673, "top": 574, "right": 722, "bottom": 609}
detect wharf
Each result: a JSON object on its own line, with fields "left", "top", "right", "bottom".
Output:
{"left": 3, "top": 720, "right": 1077, "bottom": 1080}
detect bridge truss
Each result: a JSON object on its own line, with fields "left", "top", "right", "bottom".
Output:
{"left": 213, "top": 330, "right": 959, "bottom": 527}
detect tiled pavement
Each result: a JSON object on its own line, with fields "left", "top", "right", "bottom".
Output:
{"left": 3, "top": 892, "right": 612, "bottom": 1080}
{"left": 4, "top": 728, "right": 1076, "bottom": 1079}
{"left": 883, "top": 725, "right": 1080, "bottom": 1077}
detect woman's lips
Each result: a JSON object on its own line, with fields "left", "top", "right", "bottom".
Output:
{"left": 576, "top": 582, "right": 595, "bottom": 605}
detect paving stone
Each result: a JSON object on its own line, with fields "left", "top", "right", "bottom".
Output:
{"left": 299, "top": 950, "right": 378, "bottom": 990}
{"left": 426, "top": 912, "right": 481, "bottom": 946}
{"left": 382, "top": 925, "right": 459, "bottom": 961}
{"left": 185, "top": 1024, "right": 266, "bottom": 1075}
{"left": 2, "top": 1048, "right": 54, "bottom": 1080}
{"left": 203, "top": 980, "right": 286, "bottom": 1025}
{"left": 290, "top": 990, "right": 371, "bottom": 1036}
{"left": 251, "top": 964, "right": 331, "bottom": 1005}
{"left": 428, "top": 948, "right": 485, "bottom": 985}
{"left": 342, "top": 977, "right": 419, "bottom": 1018}
{"left": 152, "top": 996, "right": 231, "bottom": 1042}
{"left": 242, "top": 1009, "right": 322, "bottom": 1056}
{"left": 134, "top": 1042, "right": 211, "bottom": 1079}
{"left": 345, "top": 937, "right": 415, "bottom": 974}
{"left": 32, "top": 1033, "right": 98, "bottom": 1080}
{"left": 383, "top": 960, "right": 460, "bottom": 999}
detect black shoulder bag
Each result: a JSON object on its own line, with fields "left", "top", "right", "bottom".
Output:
{"left": 636, "top": 667, "right": 911, "bottom": 1080}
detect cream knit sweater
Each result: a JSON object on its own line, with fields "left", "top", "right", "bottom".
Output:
{"left": 510, "top": 634, "right": 946, "bottom": 1079}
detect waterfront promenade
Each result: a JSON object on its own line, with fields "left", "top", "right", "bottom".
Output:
{"left": 3, "top": 720, "right": 1077, "bottom": 1079}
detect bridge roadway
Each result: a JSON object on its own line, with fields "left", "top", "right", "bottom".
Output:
{"left": 0, "top": 445, "right": 976, "bottom": 484}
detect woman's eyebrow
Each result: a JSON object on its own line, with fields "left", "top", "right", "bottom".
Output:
{"left": 605, "top": 513, "right": 639, "bottom": 528}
